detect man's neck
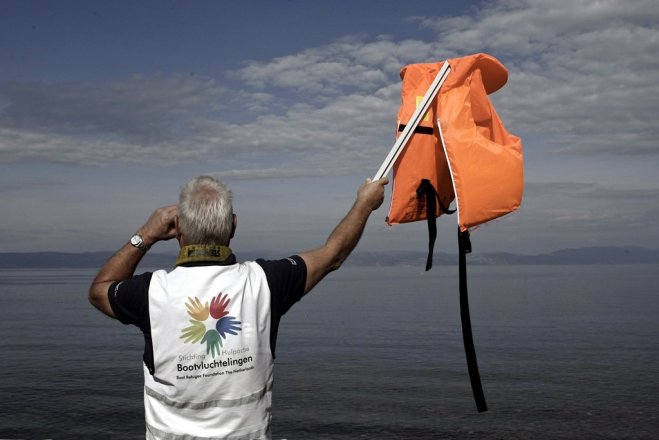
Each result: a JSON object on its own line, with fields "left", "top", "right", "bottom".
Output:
{"left": 175, "top": 244, "right": 234, "bottom": 266}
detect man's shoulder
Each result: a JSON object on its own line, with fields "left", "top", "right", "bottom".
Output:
{"left": 254, "top": 255, "right": 306, "bottom": 271}
{"left": 112, "top": 271, "right": 154, "bottom": 293}
{"left": 108, "top": 271, "right": 154, "bottom": 327}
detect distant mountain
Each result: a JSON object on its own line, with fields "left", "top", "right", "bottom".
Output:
{"left": 346, "top": 246, "right": 659, "bottom": 266}
{"left": 0, "top": 246, "right": 658, "bottom": 269}
{"left": 0, "top": 251, "right": 175, "bottom": 269}
{"left": 512, "top": 246, "right": 659, "bottom": 265}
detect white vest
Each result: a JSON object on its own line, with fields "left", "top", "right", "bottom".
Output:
{"left": 144, "top": 262, "right": 274, "bottom": 440}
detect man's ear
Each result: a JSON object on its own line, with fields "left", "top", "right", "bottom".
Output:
{"left": 230, "top": 213, "right": 237, "bottom": 239}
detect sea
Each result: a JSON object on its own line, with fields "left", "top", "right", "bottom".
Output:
{"left": 1, "top": 263, "right": 658, "bottom": 439}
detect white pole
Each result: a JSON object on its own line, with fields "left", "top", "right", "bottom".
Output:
{"left": 373, "top": 61, "right": 451, "bottom": 181}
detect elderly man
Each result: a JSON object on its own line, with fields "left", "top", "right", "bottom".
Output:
{"left": 89, "top": 175, "right": 388, "bottom": 440}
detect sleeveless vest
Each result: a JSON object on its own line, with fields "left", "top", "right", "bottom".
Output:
{"left": 144, "top": 262, "right": 274, "bottom": 440}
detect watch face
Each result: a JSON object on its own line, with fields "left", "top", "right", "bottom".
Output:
{"left": 131, "top": 235, "right": 143, "bottom": 246}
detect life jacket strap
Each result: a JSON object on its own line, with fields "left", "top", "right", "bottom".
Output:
{"left": 398, "top": 123, "right": 434, "bottom": 136}
{"left": 458, "top": 228, "right": 488, "bottom": 412}
{"left": 416, "top": 179, "right": 455, "bottom": 271}
{"left": 415, "top": 180, "right": 487, "bottom": 411}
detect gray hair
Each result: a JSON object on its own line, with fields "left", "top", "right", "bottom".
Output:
{"left": 178, "top": 176, "right": 234, "bottom": 245}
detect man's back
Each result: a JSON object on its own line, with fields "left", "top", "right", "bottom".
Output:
{"left": 145, "top": 261, "right": 274, "bottom": 439}
{"left": 89, "top": 175, "right": 387, "bottom": 438}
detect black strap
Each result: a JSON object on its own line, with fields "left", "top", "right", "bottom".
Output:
{"left": 416, "top": 179, "right": 455, "bottom": 271}
{"left": 418, "top": 180, "right": 437, "bottom": 271}
{"left": 458, "top": 229, "right": 488, "bottom": 412}
{"left": 415, "top": 179, "right": 487, "bottom": 411}
{"left": 398, "top": 123, "right": 434, "bottom": 136}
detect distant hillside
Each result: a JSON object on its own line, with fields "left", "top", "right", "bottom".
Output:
{"left": 510, "top": 246, "right": 659, "bottom": 265}
{"left": 347, "top": 246, "right": 659, "bottom": 266}
{"left": 0, "top": 246, "right": 658, "bottom": 269}
{"left": 0, "top": 252, "right": 176, "bottom": 269}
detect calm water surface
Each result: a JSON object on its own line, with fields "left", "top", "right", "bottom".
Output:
{"left": 1, "top": 264, "right": 657, "bottom": 439}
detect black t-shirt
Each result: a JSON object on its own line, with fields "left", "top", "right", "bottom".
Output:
{"left": 108, "top": 255, "right": 307, "bottom": 373}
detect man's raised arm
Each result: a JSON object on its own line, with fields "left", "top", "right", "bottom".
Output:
{"left": 88, "top": 205, "right": 178, "bottom": 318}
{"left": 300, "top": 177, "right": 388, "bottom": 294}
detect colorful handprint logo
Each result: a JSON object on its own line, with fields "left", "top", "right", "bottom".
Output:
{"left": 180, "top": 293, "right": 242, "bottom": 357}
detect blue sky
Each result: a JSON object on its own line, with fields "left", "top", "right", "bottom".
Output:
{"left": 1, "top": 0, "right": 658, "bottom": 256}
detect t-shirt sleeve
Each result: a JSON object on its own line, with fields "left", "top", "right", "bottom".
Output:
{"left": 257, "top": 255, "right": 307, "bottom": 358}
{"left": 108, "top": 272, "right": 153, "bottom": 330}
{"left": 256, "top": 255, "right": 307, "bottom": 316}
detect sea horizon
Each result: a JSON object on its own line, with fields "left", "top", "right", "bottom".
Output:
{"left": 1, "top": 244, "right": 659, "bottom": 269}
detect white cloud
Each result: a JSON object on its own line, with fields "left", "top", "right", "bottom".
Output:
{"left": 417, "top": 0, "right": 659, "bottom": 154}
{"left": 209, "top": 167, "right": 339, "bottom": 180}
{"left": 2, "top": 0, "right": 657, "bottom": 172}
{"left": 0, "top": 69, "right": 399, "bottom": 171}
{"left": 0, "top": 74, "right": 230, "bottom": 164}
{"left": 234, "top": 36, "right": 439, "bottom": 96}
{"left": 234, "top": 0, "right": 659, "bottom": 157}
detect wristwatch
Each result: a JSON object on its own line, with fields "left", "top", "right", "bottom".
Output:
{"left": 130, "top": 233, "right": 150, "bottom": 252}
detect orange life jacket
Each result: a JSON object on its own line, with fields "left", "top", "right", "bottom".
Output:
{"left": 383, "top": 53, "right": 524, "bottom": 413}
{"left": 387, "top": 53, "right": 523, "bottom": 231}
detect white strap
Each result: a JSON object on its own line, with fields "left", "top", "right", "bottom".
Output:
{"left": 373, "top": 61, "right": 451, "bottom": 180}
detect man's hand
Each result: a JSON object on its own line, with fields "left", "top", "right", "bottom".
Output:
{"left": 356, "top": 177, "right": 388, "bottom": 212}
{"left": 139, "top": 205, "right": 178, "bottom": 247}
{"left": 89, "top": 204, "right": 178, "bottom": 318}
{"left": 300, "top": 177, "right": 389, "bottom": 294}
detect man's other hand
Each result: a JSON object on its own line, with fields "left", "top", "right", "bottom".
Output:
{"left": 139, "top": 205, "right": 178, "bottom": 246}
